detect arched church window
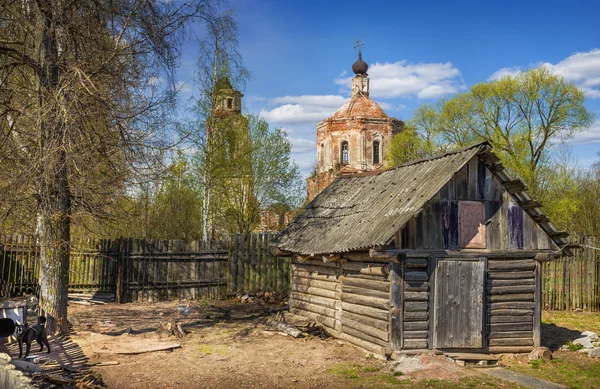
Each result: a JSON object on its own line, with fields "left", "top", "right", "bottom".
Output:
{"left": 341, "top": 141, "right": 349, "bottom": 165}
{"left": 226, "top": 98, "right": 233, "bottom": 109}
{"left": 373, "top": 141, "right": 380, "bottom": 164}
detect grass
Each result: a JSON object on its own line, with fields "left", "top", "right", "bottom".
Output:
{"left": 542, "top": 310, "right": 600, "bottom": 334}
{"left": 502, "top": 310, "right": 600, "bottom": 389}
{"left": 196, "top": 343, "right": 228, "bottom": 356}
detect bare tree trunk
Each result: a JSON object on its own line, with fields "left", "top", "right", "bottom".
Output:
{"left": 36, "top": 0, "right": 71, "bottom": 335}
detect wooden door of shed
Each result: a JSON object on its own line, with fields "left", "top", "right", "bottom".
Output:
{"left": 433, "top": 258, "right": 484, "bottom": 349}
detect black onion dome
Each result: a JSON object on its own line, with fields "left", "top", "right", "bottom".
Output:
{"left": 352, "top": 54, "right": 368, "bottom": 75}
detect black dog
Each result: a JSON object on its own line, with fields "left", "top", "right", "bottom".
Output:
{"left": 15, "top": 316, "right": 51, "bottom": 358}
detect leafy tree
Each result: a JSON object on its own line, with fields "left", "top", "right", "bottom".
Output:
{"left": 436, "top": 67, "right": 595, "bottom": 197}
{"left": 0, "top": 0, "right": 217, "bottom": 333}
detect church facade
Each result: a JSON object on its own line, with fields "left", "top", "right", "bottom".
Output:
{"left": 306, "top": 52, "right": 404, "bottom": 200}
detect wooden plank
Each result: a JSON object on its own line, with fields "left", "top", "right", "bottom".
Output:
{"left": 342, "top": 326, "right": 388, "bottom": 347}
{"left": 342, "top": 310, "right": 389, "bottom": 331}
{"left": 295, "top": 277, "right": 339, "bottom": 291}
{"left": 405, "top": 271, "right": 428, "bottom": 281}
{"left": 488, "top": 285, "right": 536, "bottom": 295}
{"left": 291, "top": 300, "right": 337, "bottom": 318}
{"left": 403, "top": 339, "right": 428, "bottom": 349}
{"left": 405, "top": 301, "right": 428, "bottom": 312}
{"left": 489, "top": 302, "right": 535, "bottom": 310}
{"left": 488, "top": 259, "right": 535, "bottom": 271}
{"left": 340, "top": 293, "right": 389, "bottom": 311}
{"left": 290, "top": 307, "right": 338, "bottom": 331}
{"left": 337, "top": 332, "right": 386, "bottom": 355}
{"left": 488, "top": 279, "right": 535, "bottom": 287}
{"left": 404, "top": 292, "right": 428, "bottom": 301}
{"left": 342, "top": 277, "right": 389, "bottom": 292}
{"left": 488, "top": 331, "right": 533, "bottom": 339}
{"left": 389, "top": 261, "right": 402, "bottom": 351}
{"left": 291, "top": 291, "right": 337, "bottom": 309}
{"left": 404, "top": 321, "right": 429, "bottom": 331}
{"left": 488, "top": 271, "right": 535, "bottom": 280}
{"left": 341, "top": 317, "right": 388, "bottom": 342}
{"left": 489, "top": 338, "right": 534, "bottom": 347}
{"left": 534, "top": 261, "right": 541, "bottom": 347}
{"left": 404, "top": 311, "right": 429, "bottom": 321}
{"left": 341, "top": 302, "right": 389, "bottom": 321}
{"left": 489, "top": 322, "right": 533, "bottom": 332}
{"left": 403, "top": 331, "right": 428, "bottom": 339}
{"left": 342, "top": 285, "right": 388, "bottom": 300}
{"left": 405, "top": 257, "right": 428, "bottom": 268}
{"left": 489, "top": 293, "right": 534, "bottom": 303}
{"left": 292, "top": 285, "right": 337, "bottom": 299}
{"left": 490, "top": 315, "right": 533, "bottom": 323}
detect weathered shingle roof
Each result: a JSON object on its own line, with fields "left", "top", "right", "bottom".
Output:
{"left": 272, "top": 143, "right": 485, "bottom": 256}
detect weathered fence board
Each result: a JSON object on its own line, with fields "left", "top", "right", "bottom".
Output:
{"left": 541, "top": 236, "right": 600, "bottom": 311}
{"left": 1, "top": 232, "right": 291, "bottom": 301}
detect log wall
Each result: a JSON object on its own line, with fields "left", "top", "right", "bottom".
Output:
{"left": 402, "top": 255, "right": 430, "bottom": 349}
{"left": 289, "top": 258, "right": 392, "bottom": 355}
{"left": 486, "top": 256, "right": 537, "bottom": 353}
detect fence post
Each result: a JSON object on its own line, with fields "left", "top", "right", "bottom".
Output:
{"left": 116, "top": 237, "right": 124, "bottom": 304}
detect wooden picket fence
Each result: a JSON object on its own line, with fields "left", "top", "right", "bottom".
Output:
{"left": 541, "top": 236, "right": 600, "bottom": 311}
{"left": 0, "top": 233, "right": 290, "bottom": 301}
{"left": 228, "top": 233, "right": 292, "bottom": 294}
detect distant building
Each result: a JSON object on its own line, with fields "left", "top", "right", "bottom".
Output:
{"left": 306, "top": 51, "right": 404, "bottom": 201}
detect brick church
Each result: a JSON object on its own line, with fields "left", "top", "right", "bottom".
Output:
{"left": 306, "top": 49, "right": 404, "bottom": 201}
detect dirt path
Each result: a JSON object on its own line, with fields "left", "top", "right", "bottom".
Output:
{"left": 68, "top": 301, "right": 382, "bottom": 389}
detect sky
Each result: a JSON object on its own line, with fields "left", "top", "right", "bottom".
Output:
{"left": 174, "top": 0, "right": 600, "bottom": 177}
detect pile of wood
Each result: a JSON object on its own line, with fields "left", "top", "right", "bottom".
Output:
{"left": 156, "top": 319, "right": 186, "bottom": 338}
{"left": 233, "top": 291, "right": 288, "bottom": 305}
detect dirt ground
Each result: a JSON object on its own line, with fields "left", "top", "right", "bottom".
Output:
{"left": 63, "top": 300, "right": 480, "bottom": 389}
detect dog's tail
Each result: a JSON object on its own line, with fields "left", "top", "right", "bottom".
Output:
{"left": 38, "top": 316, "right": 46, "bottom": 326}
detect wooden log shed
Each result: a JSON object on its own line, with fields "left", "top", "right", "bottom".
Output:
{"left": 271, "top": 142, "right": 570, "bottom": 357}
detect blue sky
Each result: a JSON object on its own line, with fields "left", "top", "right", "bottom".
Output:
{"left": 175, "top": 0, "right": 600, "bottom": 176}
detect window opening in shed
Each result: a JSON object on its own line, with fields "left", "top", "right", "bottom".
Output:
{"left": 458, "top": 201, "right": 486, "bottom": 248}
{"left": 341, "top": 141, "right": 349, "bottom": 165}
{"left": 373, "top": 141, "right": 380, "bottom": 164}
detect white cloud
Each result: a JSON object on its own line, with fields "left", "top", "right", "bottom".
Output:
{"left": 489, "top": 49, "right": 600, "bottom": 98}
{"left": 565, "top": 120, "right": 600, "bottom": 144}
{"left": 335, "top": 61, "right": 464, "bottom": 99}
{"left": 488, "top": 67, "right": 522, "bottom": 81}
{"left": 289, "top": 137, "right": 316, "bottom": 154}
{"left": 377, "top": 101, "right": 407, "bottom": 111}
{"left": 259, "top": 95, "right": 347, "bottom": 125}
{"left": 175, "top": 81, "right": 192, "bottom": 93}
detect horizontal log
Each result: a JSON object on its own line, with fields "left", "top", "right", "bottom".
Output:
{"left": 342, "top": 277, "right": 389, "bottom": 293}
{"left": 488, "top": 259, "right": 535, "bottom": 271}
{"left": 294, "top": 277, "right": 339, "bottom": 291}
{"left": 342, "top": 262, "right": 390, "bottom": 276}
{"left": 488, "top": 279, "right": 535, "bottom": 287}
{"left": 488, "top": 346, "right": 534, "bottom": 353}
{"left": 489, "top": 293, "right": 534, "bottom": 303}
{"left": 344, "top": 273, "right": 388, "bottom": 281}
{"left": 337, "top": 332, "right": 387, "bottom": 356}
{"left": 342, "top": 326, "right": 388, "bottom": 347}
{"left": 403, "top": 339, "right": 428, "bottom": 349}
{"left": 291, "top": 300, "right": 337, "bottom": 318}
{"left": 292, "top": 284, "right": 338, "bottom": 300}
{"left": 490, "top": 314, "right": 533, "bottom": 324}
{"left": 341, "top": 285, "right": 389, "bottom": 300}
{"left": 404, "top": 292, "right": 428, "bottom": 301}
{"left": 405, "top": 258, "right": 428, "bottom": 268}
{"left": 403, "top": 330, "right": 428, "bottom": 339}
{"left": 341, "top": 293, "right": 389, "bottom": 311}
{"left": 490, "top": 322, "right": 533, "bottom": 332}
{"left": 341, "top": 317, "right": 388, "bottom": 342}
{"left": 488, "top": 285, "right": 536, "bottom": 295}
{"left": 489, "top": 338, "right": 534, "bottom": 347}
{"left": 489, "top": 331, "right": 533, "bottom": 339}
{"left": 290, "top": 307, "right": 338, "bottom": 331}
{"left": 294, "top": 264, "right": 340, "bottom": 276}
{"left": 487, "top": 271, "right": 535, "bottom": 280}
{"left": 405, "top": 301, "right": 428, "bottom": 312}
{"left": 404, "top": 321, "right": 429, "bottom": 331}
{"left": 291, "top": 291, "right": 337, "bottom": 309}
{"left": 373, "top": 249, "right": 539, "bottom": 258}
{"left": 489, "top": 302, "right": 535, "bottom": 311}
{"left": 404, "top": 283, "right": 429, "bottom": 292}
{"left": 404, "top": 311, "right": 429, "bottom": 321}
{"left": 293, "top": 270, "right": 339, "bottom": 282}
{"left": 296, "top": 258, "right": 341, "bottom": 268}
{"left": 405, "top": 271, "right": 428, "bottom": 281}
{"left": 490, "top": 309, "right": 534, "bottom": 316}
{"left": 341, "top": 302, "right": 389, "bottom": 321}
{"left": 342, "top": 311, "right": 388, "bottom": 331}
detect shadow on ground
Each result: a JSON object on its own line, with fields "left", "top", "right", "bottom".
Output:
{"left": 542, "top": 322, "right": 583, "bottom": 351}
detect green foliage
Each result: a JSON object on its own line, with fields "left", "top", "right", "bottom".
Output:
{"left": 566, "top": 341, "right": 584, "bottom": 351}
